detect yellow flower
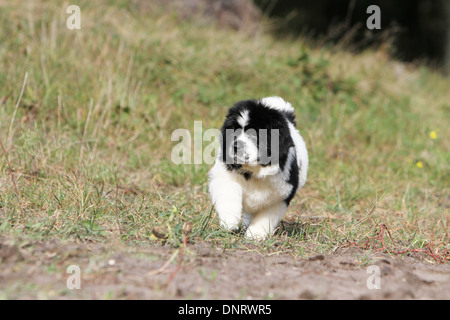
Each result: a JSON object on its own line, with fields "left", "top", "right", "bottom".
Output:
{"left": 416, "top": 161, "right": 423, "bottom": 168}
{"left": 429, "top": 130, "right": 437, "bottom": 139}
{"left": 149, "top": 234, "right": 158, "bottom": 240}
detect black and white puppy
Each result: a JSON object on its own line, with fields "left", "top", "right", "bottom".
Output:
{"left": 208, "top": 96, "right": 308, "bottom": 239}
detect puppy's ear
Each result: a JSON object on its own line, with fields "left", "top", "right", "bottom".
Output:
{"left": 273, "top": 123, "right": 294, "bottom": 170}
{"left": 220, "top": 117, "right": 243, "bottom": 171}
{"left": 257, "top": 117, "right": 293, "bottom": 168}
{"left": 257, "top": 129, "right": 271, "bottom": 166}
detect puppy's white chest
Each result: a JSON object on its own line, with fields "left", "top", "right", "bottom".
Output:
{"left": 241, "top": 175, "right": 292, "bottom": 214}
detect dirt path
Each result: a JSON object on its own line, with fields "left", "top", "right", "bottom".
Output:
{"left": 1, "top": 237, "right": 449, "bottom": 299}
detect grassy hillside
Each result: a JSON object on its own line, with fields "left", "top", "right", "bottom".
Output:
{"left": 0, "top": 0, "right": 448, "bottom": 260}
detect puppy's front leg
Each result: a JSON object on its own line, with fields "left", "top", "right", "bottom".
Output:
{"left": 209, "top": 177, "right": 243, "bottom": 231}
{"left": 245, "top": 202, "right": 287, "bottom": 240}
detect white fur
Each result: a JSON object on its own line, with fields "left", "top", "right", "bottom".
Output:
{"left": 237, "top": 110, "right": 249, "bottom": 128}
{"left": 208, "top": 160, "right": 293, "bottom": 239}
{"left": 259, "top": 96, "right": 294, "bottom": 113}
{"left": 208, "top": 96, "right": 308, "bottom": 240}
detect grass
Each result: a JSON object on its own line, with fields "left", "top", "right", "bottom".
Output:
{"left": 0, "top": 0, "right": 448, "bottom": 262}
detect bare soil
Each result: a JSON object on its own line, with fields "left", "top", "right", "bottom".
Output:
{"left": 1, "top": 237, "right": 449, "bottom": 299}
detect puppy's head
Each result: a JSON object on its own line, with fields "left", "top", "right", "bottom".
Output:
{"left": 220, "top": 97, "right": 295, "bottom": 174}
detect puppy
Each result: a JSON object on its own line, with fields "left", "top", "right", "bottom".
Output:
{"left": 208, "top": 96, "right": 308, "bottom": 239}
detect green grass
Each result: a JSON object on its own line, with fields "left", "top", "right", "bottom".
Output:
{"left": 0, "top": 0, "right": 448, "bottom": 261}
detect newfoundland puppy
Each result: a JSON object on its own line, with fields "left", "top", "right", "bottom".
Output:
{"left": 208, "top": 96, "right": 308, "bottom": 239}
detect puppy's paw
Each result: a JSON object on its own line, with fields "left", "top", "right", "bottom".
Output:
{"left": 245, "top": 226, "right": 269, "bottom": 241}
{"left": 219, "top": 216, "right": 241, "bottom": 233}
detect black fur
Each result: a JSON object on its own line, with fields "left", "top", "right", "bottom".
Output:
{"left": 284, "top": 157, "right": 300, "bottom": 205}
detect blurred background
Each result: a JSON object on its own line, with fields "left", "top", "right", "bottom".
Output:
{"left": 173, "top": 0, "right": 450, "bottom": 74}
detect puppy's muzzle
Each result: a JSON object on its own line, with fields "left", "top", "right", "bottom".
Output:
{"left": 233, "top": 140, "right": 250, "bottom": 162}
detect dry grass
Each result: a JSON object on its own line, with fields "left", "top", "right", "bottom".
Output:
{"left": 0, "top": 0, "right": 448, "bottom": 263}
